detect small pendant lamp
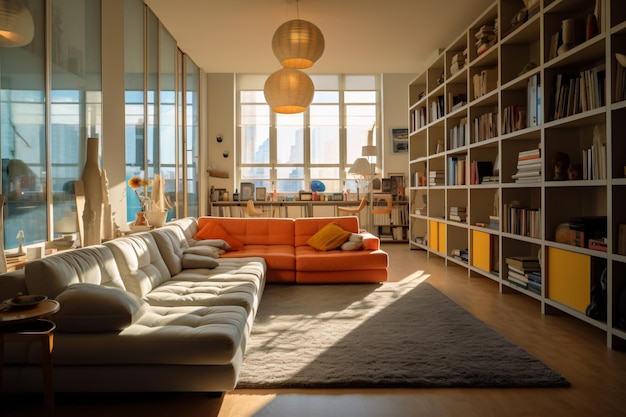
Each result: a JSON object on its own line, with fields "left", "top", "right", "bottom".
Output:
{"left": 264, "top": 67, "right": 314, "bottom": 114}
{"left": 0, "top": 0, "right": 34, "bottom": 47}
{"left": 272, "top": 18, "right": 324, "bottom": 69}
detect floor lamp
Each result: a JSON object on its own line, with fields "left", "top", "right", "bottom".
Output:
{"left": 348, "top": 157, "right": 373, "bottom": 231}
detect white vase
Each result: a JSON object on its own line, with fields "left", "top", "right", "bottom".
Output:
{"left": 145, "top": 210, "right": 168, "bottom": 228}
{"left": 81, "top": 137, "right": 103, "bottom": 246}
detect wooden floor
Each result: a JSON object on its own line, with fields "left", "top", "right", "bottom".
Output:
{"left": 4, "top": 244, "right": 626, "bottom": 417}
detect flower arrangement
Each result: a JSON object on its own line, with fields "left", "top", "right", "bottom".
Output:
{"left": 128, "top": 176, "right": 152, "bottom": 212}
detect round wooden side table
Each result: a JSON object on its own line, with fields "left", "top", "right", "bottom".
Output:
{"left": 0, "top": 299, "right": 60, "bottom": 412}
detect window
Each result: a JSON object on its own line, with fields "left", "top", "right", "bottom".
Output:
{"left": 237, "top": 74, "right": 380, "bottom": 196}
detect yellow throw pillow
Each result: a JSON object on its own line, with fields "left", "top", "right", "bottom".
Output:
{"left": 307, "top": 222, "right": 352, "bottom": 251}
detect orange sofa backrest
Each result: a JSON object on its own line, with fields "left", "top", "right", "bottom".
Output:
{"left": 294, "top": 216, "right": 359, "bottom": 247}
{"left": 197, "top": 217, "right": 295, "bottom": 246}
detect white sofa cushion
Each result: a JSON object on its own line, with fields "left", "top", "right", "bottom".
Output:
{"left": 24, "top": 245, "right": 125, "bottom": 298}
{"left": 104, "top": 232, "right": 171, "bottom": 298}
{"left": 150, "top": 226, "right": 189, "bottom": 276}
{"left": 181, "top": 253, "right": 220, "bottom": 269}
{"left": 145, "top": 258, "right": 266, "bottom": 314}
{"left": 54, "top": 283, "right": 146, "bottom": 332}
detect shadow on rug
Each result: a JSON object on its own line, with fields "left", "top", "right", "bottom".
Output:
{"left": 236, "top": 281, "right": 570, "bottom": 389}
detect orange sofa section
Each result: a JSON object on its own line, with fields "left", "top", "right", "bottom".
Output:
{"left": 196, "top": 216, "right": 388, "bottom": 284}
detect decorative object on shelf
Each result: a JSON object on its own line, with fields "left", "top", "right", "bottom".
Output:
{"left": 240, "top": 182, "right": 255, "bottom": 201}
{"left": 81, "top": 137, "right": 103, "bottom": 247}
{"left": 310, "top": 180, "right": 325, "bottom": 193}
{"left": 207, "top": 169, "right": 228, "bottom": 178}
{"left": 551, "top": 151, "right": 570, "bottom": 181}
{"left": 255, "top": 187, "right": 266, "bottom": 202}
{"left": 128, "top": 175, "right": 152, "bottom": 212}
{"left": 558, "top": 18, "right": 585, "bottom": 56}
{"left": 0, "top": 0, "right": 34, "bottom": 47}
{"left": 585, "top": 13, "right": 598, "bottom": 41}
{"left": 264, "top": 0, "right": 323, "bottom": 114}
{"left": 133, "top": 212, "right": 148, "bottom": 227}
{"left": 145, "top": 174, "right": 171, "bottom": 228}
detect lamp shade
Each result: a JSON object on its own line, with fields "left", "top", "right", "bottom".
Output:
{"left": 362, "top": 145, "right": 377, "bottom": 157}
{"left": 348, "top": 157, "right": 372, "bottom": 177}
{"left": 272, "top": 19, "right": 324, "bottom": 69}
{"left": 0, "top": 0, "right": 34, "bottom": 47}
{"left": 264, "top": 68, "right": 314, "bottom": 114}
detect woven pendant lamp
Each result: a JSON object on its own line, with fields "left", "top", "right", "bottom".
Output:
{"left": 0, "top": 0, "right": 34, "bottom": 47}
{"left": 272, "top": 18, "right": 324, "bottom": 69}
{"left": 264, "top": 68, "right": 314, "bottom": 114}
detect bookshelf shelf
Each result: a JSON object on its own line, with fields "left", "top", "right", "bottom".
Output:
{"left": 408, "top": 0, "right": 626, "bottom": 349}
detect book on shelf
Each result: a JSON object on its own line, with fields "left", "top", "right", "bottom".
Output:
{"left": 449, "top": 206, "right": 467, "bottom": 222}
{"left": 448, "top": 117, "right": 468, "bottom": 149}
{"left": 615, "top": 53, "right": 626, "bottom": 102}
{"left": 428, "top": 170, "right": 445, "bottom": 186}
{"left": 618, "top": 224, "right": 626, "bottom": 256}
{"left": 527, "top": 73, "right": 541, "bottom": 127}
{"left": 469, "top": 160, "right": 493, "bottom": 184}
{"left": 489, "top": 215, "right": 499, "bottom": 231}
{"left": 473, "top": 68, "right": 498, "bottom": 99}
{"left": 588, "top": 238, "right": 608, "bottom": 252}
{"left": 502, "top": 105, "right": 526, "bottom": 134}
{"left": 472, "top": 109, "right": 498, "bottom": 142}
{"left": 451, "top": 248, "right": 468, "bottom": 263}
{"left": 551, "top": 65, "right": 606, "bottom": 121}
{"left": 505, "top": 256, "right": 541, "bottom": 270}
{"left": 430, "top": 95, "right": 445, "bottom": 122}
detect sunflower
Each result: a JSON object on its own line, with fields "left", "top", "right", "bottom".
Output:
{"left": 128, "top": 176, "right": 152, "bottom": 211}
{"left": 128, "top": 176, "right": 151, "bottom": 189}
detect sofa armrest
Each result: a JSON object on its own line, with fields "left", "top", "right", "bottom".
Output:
{"left": 359, "top": 231, "right": 380, "bottom": 251}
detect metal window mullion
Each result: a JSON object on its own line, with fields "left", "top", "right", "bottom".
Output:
{"left": 143, "top": 5, "right": 149, "bottom": 179}
{"left": 269, "top": 110, "right": 277, "bottom": 183}
{"left": 180, "top": 53, "right": 188, "bottom": 217}
{"left": 44, "top": 0, "right": 53, "bottom": 240}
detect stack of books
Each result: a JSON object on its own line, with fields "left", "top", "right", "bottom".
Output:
{"left": 449, "top": 206, "right": 467, "bottom": 222}
{"left": 475, "top": 24, "right": 496, "bottom": 56}
{"left": 505, "top": 256, "right": 542, "bottom": 294}
{"left": 428, "top": 170, "right": 445, "bottom": 186}
{"left": 512, "top": 148, "right": 542, "bottom": 183}
{"left": 449, "top": 49, "right": 468, "bottom": 76}
{"left": 451, "top": 248, "right": 469, "bottom": 263}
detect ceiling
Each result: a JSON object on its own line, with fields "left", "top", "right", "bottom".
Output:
{"left": 143, "top": 0, "right": 495, "bottom": 75}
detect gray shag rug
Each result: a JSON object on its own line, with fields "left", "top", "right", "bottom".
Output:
{"left": 236, "top": 281, "right": 569, "bottom": 389}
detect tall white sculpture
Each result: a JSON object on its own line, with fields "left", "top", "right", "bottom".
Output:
{"left": 81, "top": 137, "right": 103, "bottom": 246}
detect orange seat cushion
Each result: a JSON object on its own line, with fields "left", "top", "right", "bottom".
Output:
{"left": 194, "top": 222, "right": 244, "bottom": 250}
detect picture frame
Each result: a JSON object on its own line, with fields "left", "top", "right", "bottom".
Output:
{"left": 214, "top": 188, "right": 227, "bottom": 202}
{"left": 381, "top": 178, "right": 392, "bottom": 193}
{"left": 255, "top": 187, "right": 266, "bottom": 202}
{"left": 240, "top": 182, "right": 255, "bottom": 201}
{"left": 390, "top": 127, "right": 409, "bottom": 154}
{"left": 389, "top": 174, "right": 405, "bottom": 198}
{"left": 299, "top": 191, "right": 313, "bottom": 201}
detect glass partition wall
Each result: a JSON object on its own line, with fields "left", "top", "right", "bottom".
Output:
{"left": 1, "top": 0, "right": 203, "bottom": 250}
{"left": 124, "top": 1, "right": 200, "bottom": 223}
{"left": 1, "top": 0, "right": 102, "bottom": 249}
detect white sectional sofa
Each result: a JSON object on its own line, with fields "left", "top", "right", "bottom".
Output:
{"left": 0, "top": 218, "right": 266, "bottom": 394}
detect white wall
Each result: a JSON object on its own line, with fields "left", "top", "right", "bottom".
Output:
{"left": 382, "top": 73, "right": 414, "bottom": 177}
